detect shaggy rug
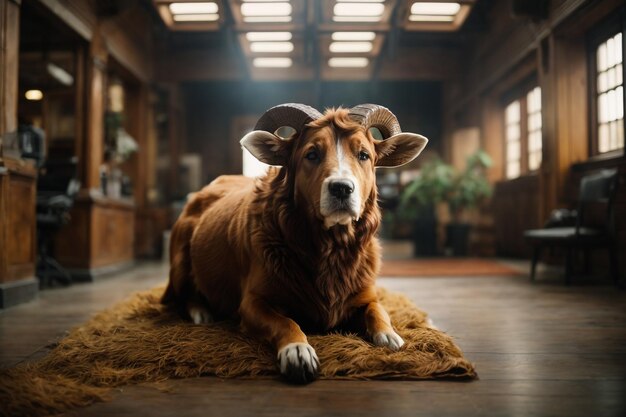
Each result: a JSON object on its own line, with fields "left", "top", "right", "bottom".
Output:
{"left": 379, "top": 258, "right": 522, "bottom": 277}
{"left": 0, "top": 286, "right": 476, "bottom": 417}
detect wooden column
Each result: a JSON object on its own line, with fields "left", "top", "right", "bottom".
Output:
{"left": 0, "top": 0, "right": 19, "bottom": 136}
{"left": 167, "top": 84, "right": 182, "bottom": 200}
{"left": 83, "top": 26, "right": 107, "bottom": 192}
{"left": 0, "top": 0, "right": 38, "bottom": 308}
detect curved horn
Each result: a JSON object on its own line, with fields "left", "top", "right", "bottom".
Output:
{"left": 348, "top": 104, "right": 401, "bottom": 139}
{"left": 254, "top": 103, "right": 323, "bottom": 134}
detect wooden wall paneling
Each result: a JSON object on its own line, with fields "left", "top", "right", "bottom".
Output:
{"left": 537, "top": 32, "right": 590, "bottom": 221}
{"left": 377, "top": 46, "right": 461, "bottom": 81}
{"left": 481, "top": 96, "right": 505, "bottom": 183}
{"left": 493, "top": 175, "right": 542, "bottom": 257}
{"left": 553, "top": 36, "right": 589, "bottom": 207}
{"left": 157, "top": 47, "right": 246, "bottom": 83}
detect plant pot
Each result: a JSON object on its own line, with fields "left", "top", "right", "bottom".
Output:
{"left": 445, "top": 223, "right": 471, "bottom": 256}
{"left": 412, "top": 205, "right": 438, "bottom": 257}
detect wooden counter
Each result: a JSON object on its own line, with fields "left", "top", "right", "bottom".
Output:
{"left": 0, "top": 157, "right": 39, "bottom": 308}
{"left": 53, "top": 191, "right": 136, "bottom": 281}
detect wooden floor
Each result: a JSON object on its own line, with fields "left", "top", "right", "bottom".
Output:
{"left": 1, "top": 261, "right": 626, "bottom": 417}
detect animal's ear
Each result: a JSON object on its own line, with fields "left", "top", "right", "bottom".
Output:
{"left": 375, "top": 133, "right": 428, "bottom": 168}
{"left": 240, "top": 130, "right": 291, "bottom": 166}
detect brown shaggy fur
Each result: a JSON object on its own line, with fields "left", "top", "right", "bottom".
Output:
{"left": 163, "top": 108, "right": 427, "bottom": 382}
{"left": 0, "top": 286, "right": 476, "bottom": 417}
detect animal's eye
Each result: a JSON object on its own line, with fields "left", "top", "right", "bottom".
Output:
{"left": 358, "top": 151, "right": 370, "bottom": 161}
{"left": 305, "top": 150, "right": 319, "bottom": 161}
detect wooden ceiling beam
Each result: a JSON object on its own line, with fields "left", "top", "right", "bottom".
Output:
{"left": 155, "top": 44, "right": 461, "bottom": 82}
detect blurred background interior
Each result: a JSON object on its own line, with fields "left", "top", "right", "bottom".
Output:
{"left": 0, "top": 0, "right": 624, "bottom": 308}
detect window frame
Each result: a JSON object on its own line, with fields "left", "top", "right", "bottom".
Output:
{"left": 587, "top": 12, "right": 626, "bottom": 158}
{"left": 501, "top": 76, "right": 542, "bottom": 180}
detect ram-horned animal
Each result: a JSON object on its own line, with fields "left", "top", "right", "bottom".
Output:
{"left": 162, "top": 103, "right": 428, "bottom": 384}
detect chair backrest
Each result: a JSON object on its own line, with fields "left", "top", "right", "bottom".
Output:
{"left": 575, "top": 169, "right": 618, "bottom": 236}
{"left": 38, "top": 157, "right": 79, "bottom": 196}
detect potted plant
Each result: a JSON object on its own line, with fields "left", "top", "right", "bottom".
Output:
{"left": 398, "top": 158, "right": 454, "bottom": 256}
{"left": 398, "top": 150, "right": 493, "bottom": 257}
{"left": 444, "top": 150, "right": 493, "bottom": 256}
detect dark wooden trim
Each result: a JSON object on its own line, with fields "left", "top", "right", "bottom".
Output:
{"left": 37, "top": 0, "right": 94, "bottom": 41}
{"left": 75, "top": 45, "right": 87, "bottom": 186}
{"left": 74, "top": 192, "right": 135, "bottom": 209}
{"left": 68, "top": 260, "right": 135, "bottom": 282}
{"left": 572, "top": 152, "right": 626, "bottom": 172}
{"left": 0, "top": 277, "right": 38, "bottom": 309}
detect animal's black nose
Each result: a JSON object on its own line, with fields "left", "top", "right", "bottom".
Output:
{"left": 329, "top": 180, "right": 354, "bottom": 199}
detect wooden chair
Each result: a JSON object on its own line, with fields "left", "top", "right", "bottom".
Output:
{"left": 524, "top": 169, "right": 619, "bottom": 285}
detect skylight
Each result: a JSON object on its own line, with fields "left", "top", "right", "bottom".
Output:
{"left": 409, "top": 14, "right": 454, "bottom": 22}
{"left": 329, "top": 42, "right": 373, "bottom": 53}
{"left": 241, "top": 2, "right": 292, "bottom": 16}
{"left": 332, "top": 1, "right": 384, "bottom": 22}
{"left": 331, "top": 32, "right": 376, "bottom": 41}
{"left": 250, "top": 41, "right": 294, "bottom": 53}
{"left": 246, "top": 32, "right": 292, "bottom": 42}
{"left": 173, "top": 13, "right": 219, "bottom": 21}
{"left": 409, "top": 2, "right": 461, "bottom": 22}
{"left": 253, "top": 57, "right": 293, "bottom": 68}
{"left": 240, "top": 1, "right": 292, "bottom": 22}
{"left": 243, "top": 16, "right": 292, "bottom": 22}
{"left": 333, "top": 2, "right": 384, "bottom": 16}
{"left": 169, "top": 2, "right": 218, "bottom": 14}
{"left": 328, "top": 57, "right": 369, "bottom": 68}
{"left": 333, "top": 16, "right": 383, "bottom": 22}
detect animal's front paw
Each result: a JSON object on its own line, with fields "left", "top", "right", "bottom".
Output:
{"left": 373, "top": 330, "right": 405, "bottom": 351}
{"left": 277, "top": 342, "right": 320, "bottom": 384}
